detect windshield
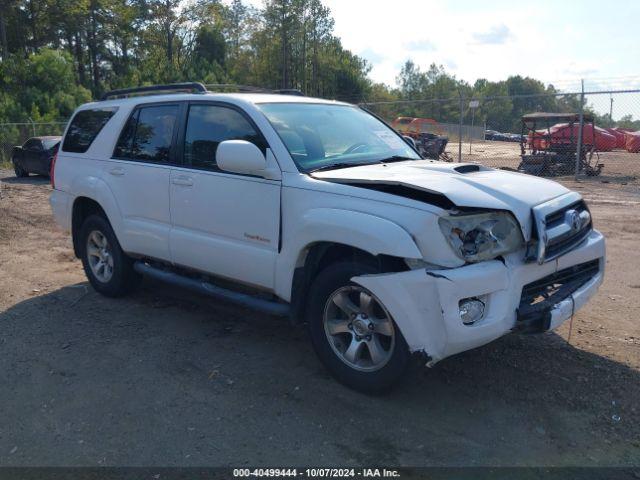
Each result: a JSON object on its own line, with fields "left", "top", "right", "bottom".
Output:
{"left": 42, "top": 139, "right": 60, "bottom": 150}
{"left": 258, "top": 103, "right": 420, "bottom": 172}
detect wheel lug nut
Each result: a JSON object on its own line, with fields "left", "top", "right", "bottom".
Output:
{"left": 368, "top": 323, "right": 374, "bottom": 330}
{"left": 366, "top": 335, "right": 372, "bottom": 341}
{"left": 348, "top": 323, "right": 353, "bottom": 330}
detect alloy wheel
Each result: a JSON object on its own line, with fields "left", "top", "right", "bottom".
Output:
{"left": 323, "top": 286, "right": 395, "bottom": 372}
{"left": 86, "top": 230, "right": 114, "bottom": 283}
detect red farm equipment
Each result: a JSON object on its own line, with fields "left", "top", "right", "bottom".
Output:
{"left": 518, "top": 112, "right": 606, "bottom": 177}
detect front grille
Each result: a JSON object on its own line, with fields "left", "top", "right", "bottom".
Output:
{"left": 545, "top": 199, "right": 586, "bottom": 226}
{"left": 531, "top": 192, "right": 592, "bottom": 263}
{"left": 516, "top": 259, "right": 600, "bottom": 332}
{"left": 544, "top": 199, "right": 592, "bottom": 259}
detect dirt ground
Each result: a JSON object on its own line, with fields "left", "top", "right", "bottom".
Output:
{"left": 0, "top": 168, "right": 639, "bottom": 468}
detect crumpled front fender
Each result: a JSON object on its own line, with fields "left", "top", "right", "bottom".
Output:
{"left": 352, "top": 260, "right": 511, "bottom": 363}
{"left": 352, "top": 268, "right": 448, "bottom": 361}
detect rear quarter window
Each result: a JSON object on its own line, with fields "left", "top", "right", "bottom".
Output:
{"left": 62, "top": 107, "right": 118, "bottom": 153}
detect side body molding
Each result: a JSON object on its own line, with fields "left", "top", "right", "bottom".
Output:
{"left": 274, "top": 208, "right": 422, "bottom": 301}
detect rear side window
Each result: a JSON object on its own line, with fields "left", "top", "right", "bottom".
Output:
{"left": 183, "top": 104, "right": 266, "bottom": 171}
{"left": 114, "top": 104, "right": 179, "bottom": 164}
{"left": 113, "top": 110, "right": 139, "bottom": 159}
{"left": 62, "top": 107, "right": 118, "bottom": 153}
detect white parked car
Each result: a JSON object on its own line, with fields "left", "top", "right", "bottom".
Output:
{"left": 50, "top": 83, "right": 605, "bottom": 392}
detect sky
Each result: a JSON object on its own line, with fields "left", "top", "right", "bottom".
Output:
{"left": 231, "top": 0, "right": 640, "bottom": 118}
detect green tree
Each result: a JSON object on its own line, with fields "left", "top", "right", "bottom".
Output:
{"left": 0, "top": 48, "right": 91, "bottom": 121}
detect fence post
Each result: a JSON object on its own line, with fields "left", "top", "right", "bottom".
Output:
{"left": 575, "top": 79, "right": 585, "bottom": 180}
{"left": 458, "top": 92, "right": 463, "bottom": 162}
{"left": 468, "top": 100, "right": 478, "bottom": 155}
{"left": 28, "top": 117, "right": 36, "bottom": 137}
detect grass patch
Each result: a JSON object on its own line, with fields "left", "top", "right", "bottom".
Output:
{"left": 0, "top": 160, "right": 13, "bottom": 170}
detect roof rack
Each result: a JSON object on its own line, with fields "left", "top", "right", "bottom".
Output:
{"left": 100, "top": 82, "right": 207, "bottom": 101}
{"left": 100, "top": 82, "right": 306, "bottom": 101}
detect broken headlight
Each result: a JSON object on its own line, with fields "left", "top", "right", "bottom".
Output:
{"left": 438, "top": 212, "right": 523, "bottom": 263}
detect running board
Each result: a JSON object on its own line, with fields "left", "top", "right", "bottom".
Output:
{"left": 133, "top": 262, "right": 290, "bottom": 317}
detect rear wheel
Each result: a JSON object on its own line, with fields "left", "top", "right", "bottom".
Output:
{"left": 79, "top": 214, "right": 140, "bottom": 297}
{"left": 307, "top": 261, "right": 410, "bottom": 393}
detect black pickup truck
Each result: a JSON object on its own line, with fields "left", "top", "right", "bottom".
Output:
{"left": 12, "top": 136, "right": 61, "bottom": 177}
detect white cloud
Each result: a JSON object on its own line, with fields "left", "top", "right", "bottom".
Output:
{"left": 405, "top": 39, "right": 436, "bottom": 52}
{"left": 470, "top": 24, "right": 513, "bottom": 45}
{"left": 359, "top": 48, "right": 386, "bottom": 64}
{"left": 561, "top": 61, "right": 600, "bottom": 77}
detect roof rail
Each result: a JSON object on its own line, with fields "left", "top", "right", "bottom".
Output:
{"left": 100, "top": 82, "right": 207, "bottom": 101}
{"left": 205, "top": 83, "right": 272, "bottom": 93}
{"left": 273, "top": 89, "right": 304, "bottom": 96}
{"left": 206, "top": 84, "right": 304, "bottom": 96}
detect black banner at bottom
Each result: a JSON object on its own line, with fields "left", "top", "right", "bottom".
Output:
{"left": 0, "top": 467, "right": 638, "bottom": 480}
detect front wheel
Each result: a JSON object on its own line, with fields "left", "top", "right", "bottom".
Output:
{"left": 13, "top": 160, "right": 28, "bottom": 177}
{"left": 307, "top": 262, "right": 410, "bottom": 393}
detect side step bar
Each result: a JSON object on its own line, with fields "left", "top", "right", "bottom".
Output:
{"left": 133, "top": 261, "right": 290, "bottom": 317}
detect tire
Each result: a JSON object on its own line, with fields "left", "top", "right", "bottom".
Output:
{"left": 79, "top": 214, "right": 141, "bottom": 297}
{"left": 307, "top": 261, "right": 411, "bottom": 393}
{"left": 13, "top": 159, "right": 28, "bottom": 178}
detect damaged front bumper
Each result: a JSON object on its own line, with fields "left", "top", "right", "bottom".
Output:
{"left": 352, "top": 229, "right": 605, "bottom": 365}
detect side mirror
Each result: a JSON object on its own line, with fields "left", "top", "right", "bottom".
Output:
{"left": 217, "top": 140, "right": 267, "bottom": 176}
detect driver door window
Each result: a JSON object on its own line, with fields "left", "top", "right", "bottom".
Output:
{"left": 183, "top": 104, "right": 265, "bottom": 171}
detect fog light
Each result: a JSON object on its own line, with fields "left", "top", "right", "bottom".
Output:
{"left": 459, "top": 298, "right": 485, "bottom": 325}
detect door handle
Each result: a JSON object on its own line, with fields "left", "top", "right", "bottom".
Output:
{"left": 172, "top": 175, "right": 193, "bottom": 187}
{"left": 109, "top": 167, "right": 125, "bottom": 176}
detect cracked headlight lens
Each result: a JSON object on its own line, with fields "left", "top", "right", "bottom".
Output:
{"left": 438, "top": 212, "right": 523, "bottom": 263}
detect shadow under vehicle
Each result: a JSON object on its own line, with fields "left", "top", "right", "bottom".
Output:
{"left": 518, "top": 112, "right": 604, "bottom": 177}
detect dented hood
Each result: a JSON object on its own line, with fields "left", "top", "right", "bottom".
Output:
{"left": 312, "top": 160, "right": 571, "bottom": 239}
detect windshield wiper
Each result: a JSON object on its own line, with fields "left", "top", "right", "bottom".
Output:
{"left": 378, "top": 155, "right": 416, "bottom": 163}
{"left": 308, "top": 156, "right": 416, "bottom": 173}
{"left": 308, "top": 162, "right": 375, "bottom": 173}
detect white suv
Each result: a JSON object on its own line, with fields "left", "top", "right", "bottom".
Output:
{"left": 50, "top": 83, "right": 605, "bottom": 392}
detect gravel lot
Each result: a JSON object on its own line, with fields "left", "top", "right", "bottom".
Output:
{"left": 0, "top": 169, "right": 639, "bottom": 467}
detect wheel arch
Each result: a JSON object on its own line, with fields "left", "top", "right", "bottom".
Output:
{"left": 11, "top": 146, "right": 24, "bottom": 164}
{"left": 276, "top": 208, "right": 422, "bottom": 310}
{"left": 71, "top": 196, "right": 117, "bottom": 258}
{"left": 68, "top": 173, "right": 124, "bottom": 258}
{"left": 288, "top": 241, "right": 410, "bottom": 325}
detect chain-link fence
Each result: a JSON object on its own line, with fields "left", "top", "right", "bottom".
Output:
{"left": 363, "top": 87, "right": 640, "bottom": 183}
{"left": 0, "top": 121, "right": 68, "bottom": 168}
